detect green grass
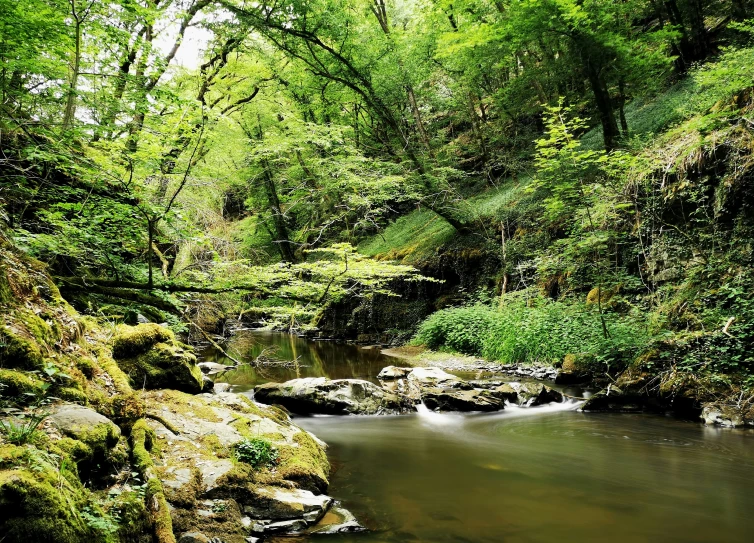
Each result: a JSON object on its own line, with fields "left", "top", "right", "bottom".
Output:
{"left": 358, "top": 180, "right": 540, "bottom": 262}
{"left": 358, "top": 208, "right": 456, "bottom": 263}
{"left": 581, "top": 47, "right": 754, "bottom": 149}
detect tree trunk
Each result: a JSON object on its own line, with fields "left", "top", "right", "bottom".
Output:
{"left": 62, "top": 19, "right": 82, "bottom": 130}
{"left": 579, "top": 44, "right": 620, "bottom": 150}
{"left": 262, "top": 160, "right": 297, "bottom": 263}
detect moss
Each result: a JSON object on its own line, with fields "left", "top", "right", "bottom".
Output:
{"left": 130, "top": 419, "right": 176, "bottom": 543}
{"left": 109, "top": 393, "right": 146, "bottom": 425}
{"left": 586, "top": 285, "right": 620, "bottom": 306}
{"left": 112, "top": 324, "right": 174, "bottom": 359}
{"left": 53, "top": 437, "right": 94, "bottom": 463}
{"left": 159, "top": 464, "right": 202, "bottom": 508}
{"left": 0, "top": 325, "right": 46, "bottom": 369}
{"left": 96, "top": 353, "right": 133, "bottom": 395}
{"left": 111, "top": 489, "right": 150, "bottom": 541}
{"left": 56, "top": 386, "right": 89, "bottom": 404}
{"left": 115, "top": 341, "right": 203, "bottom": 394}
{"left": 562, "top": 353, "right": 596, "bottom": 374}
{"left": 149, "top": 390, "right": 221, "bottom": 422}
{"left": 199, "top": 434, "right": 230, "bottom": 458}
{"left": 276, "top": 431, "right": 330, "bottom": 494}
{"left": 0, "top": 444, "right": 106, "bottom": 543}
{"left": 0, "top": 369, "right": 46, "bottom": 397}
{"left": 76, "top": 357, "right": 95, "bottom": 379}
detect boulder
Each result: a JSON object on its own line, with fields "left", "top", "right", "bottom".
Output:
{"left": 177, "top": 534, "right": 211, "bottom": 543}
{"left": 555, "top": 353, "right": 594, "bottom": 384}
{"left": 141, "top": 389, "right": 338, "bottom": 539}
{"left": 254, "top": 378, "right": 415, "bottom": 415}
{"left": 498, "top": 382, "right": 563, "bottom": 406}
{"left": 421, "top": 388, "right": 504, "bottom": 412}
{"left": 492, "top": 384, "right": 519, "bottom": 403}
{"left": 581, "top": 386, "right": 661, "bottom": 412}
{"left": 407, "top": 367, "right": 472, "bottom": 390}
{"left": 376, "top": 366, "right": 412, "bottom": 380}
{"left": 49, "top": 404, "right": 121, "bottom": 451}
{"left": 198, "top": 362, "right": 234, "bottom": 375}
{"left": 112, "top": 324, "right": 203, "bottom": 393}
{"left": 701, "top": 403, "right": 754, "bottom": 428}
{"left": 242, "top": 487, "right": 332, "bottom": 523}
{"left": 308, "top": 504, "right": 366, "bottom": 534}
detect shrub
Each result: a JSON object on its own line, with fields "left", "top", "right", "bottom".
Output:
{"left": 414, "top": 298, "right": 650, "bottom": 372}
{"left": 414, "top": 305, "right": 497, "bottom": 356}
{"left": 232, "top": 438, "right": 279, "bottom": 469}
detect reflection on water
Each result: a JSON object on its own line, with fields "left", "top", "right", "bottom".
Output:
{"left": 200, "top": 331, "right": 395, "bottom": 391}
{"left": 293, "top": 411, "right": 754, "bottom": 543}
{"left": 211, "top": 332, "right": 754, "bottom": 543}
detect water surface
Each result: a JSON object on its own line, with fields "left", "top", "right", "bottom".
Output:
{"left": 212, "top": 332, "right": 754, "bottom": 543}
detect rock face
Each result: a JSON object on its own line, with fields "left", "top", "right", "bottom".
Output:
{"left": 421, "top": 388, "right": 504, "bottom": 412}
{"left": 254, "top": 377, "right": 415, "bottom": 415}
{"left": 111, "top": 323, "right": 204, "bottom": 393}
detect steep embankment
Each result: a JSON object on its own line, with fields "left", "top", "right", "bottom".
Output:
{"left": 355, "top": 48, "right": 754, "bottom": 427}
{"left": 0, "top": 233, "right": 342, "bottom": 542}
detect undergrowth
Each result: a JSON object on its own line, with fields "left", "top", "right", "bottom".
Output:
{"left": 413, "top": 298, "right": 650, "bottom": 373}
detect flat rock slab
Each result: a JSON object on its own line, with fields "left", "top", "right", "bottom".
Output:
{"left": 254, "top": 377, "right": 415, "bottom": 415}
{"left": 407, "top": 367, "right": 472, "bottom": 390}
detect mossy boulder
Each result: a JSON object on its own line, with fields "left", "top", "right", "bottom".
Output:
{"left": 111, "top": 323, "right": 173, "bottom": 358}
{"left": 112, "top": 324, "right": 203, "bottom": 393}
{"left": 586, "top": 285, "right": 620, "bottom": 306}
{"left": 49, "top": 404, "right": 121, "bottom": 452}
{"left": 0, "top": 368, "right": 47, "bottom": 397}
{"left": 555, "top": 353, "right": 596, "bottom": 384}
{"left": 0, "top": 445, "right": 104, "bottom": 543}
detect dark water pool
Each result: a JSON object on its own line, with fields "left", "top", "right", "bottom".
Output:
{"left": 211, "top": 332, "right": 754, "bottom": 543}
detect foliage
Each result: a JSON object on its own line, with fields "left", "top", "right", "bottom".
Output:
{"left": 415, "top": 298, "right": 650, "bottom": 372}
{"left": 232, "top": 438, "right": 279, "bottom": 469}
{"left": 0, "top": 411, "right": 48, "bottom": 445}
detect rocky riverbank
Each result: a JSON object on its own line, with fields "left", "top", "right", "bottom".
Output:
{"left": 0, "top": 242, "right": 361, "bottom": 543}
{"left": 251, "top": 366, "right": 565, "bottom": 415}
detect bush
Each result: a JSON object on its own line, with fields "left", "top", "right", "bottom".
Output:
{"left": 414, "top": 305, "right": 497, "bottom": 356}
{"left": 414, "top": 298, "right": 649, "bottom": 372}
{"left": 232, "top": 438, "right": 279, "bottom": 469}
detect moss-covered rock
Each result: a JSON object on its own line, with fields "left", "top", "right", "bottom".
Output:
{"left": 111, "top": 324, "right": 173, "bottom": 359}
{"left": 112, "top": 324, "right": 203, "bottom": 393}
{"left": 0, "top": 444, "right": 107, "bottom": 543}
{"left": 555, "top": 353, "right": 596, "bottom": 384}
{"left": 49, "top": 404, "right": 121, "bottom": 451}
{"left": 0, "top": 368, "right": 47, "bottom": 397}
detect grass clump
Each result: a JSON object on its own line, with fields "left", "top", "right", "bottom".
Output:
{"left": 232, "top": 438, "right": 279, "bottom": 469}
{"left": 414, "top": 299, "right": 650, "bottom": 373}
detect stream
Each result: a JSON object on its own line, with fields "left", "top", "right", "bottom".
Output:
{"left": 206, "top": 331, "right": 754, "bottom": 543}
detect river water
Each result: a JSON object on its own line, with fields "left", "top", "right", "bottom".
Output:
{"left": 209, "top": 331, "right": 754, "bottom": 543}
